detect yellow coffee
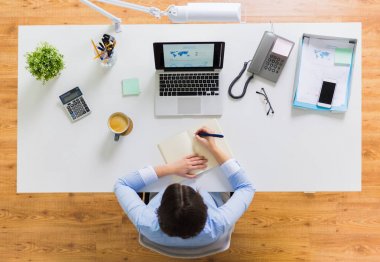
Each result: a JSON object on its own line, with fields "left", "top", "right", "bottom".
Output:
{"left": 109, "top": 115, "right": 128, "bottom": 133}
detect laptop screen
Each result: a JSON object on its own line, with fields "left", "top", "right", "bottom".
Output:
{"left": 163, "top": 43, "right": 214, "bottom": 68}
{"left": 154, "top": 42, "right": 225, "bottom": 71}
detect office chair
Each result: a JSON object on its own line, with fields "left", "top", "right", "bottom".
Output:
{"left": 138, "top": 192, "right": 234, "bottom": 259}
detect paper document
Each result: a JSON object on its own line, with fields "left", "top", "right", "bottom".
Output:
{"left": 295, "top": 37, "right": 354, "bottom": 108}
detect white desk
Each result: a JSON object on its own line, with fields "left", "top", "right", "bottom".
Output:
{"left": 17, "top": 23, "right": 361, "bottom": 193}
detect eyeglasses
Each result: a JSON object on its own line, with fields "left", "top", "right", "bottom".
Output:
{"left": 256, "top": 88, "right": 274, "bottom": 115}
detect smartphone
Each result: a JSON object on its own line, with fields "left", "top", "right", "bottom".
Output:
{"left": 317, "top": 80, "right": 336, "bottom": 108}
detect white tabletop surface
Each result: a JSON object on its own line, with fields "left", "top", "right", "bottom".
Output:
{"left": 17, "top": 23, "right": 361, "bottom": 193}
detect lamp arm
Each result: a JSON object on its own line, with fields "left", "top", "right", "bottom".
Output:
{"left": 80, "top": 0, "right": 165, "bottom": 32}
{"left": 97, "top": 0, "right": 165, "bottom": 19}
{"left": 80, "top": 0, "right": 122, "bottom": 24}
{"left": 80, "top": 0, "right": 122, "bottom": 32}
{"left": 80, "top": 1, "right": 241, "bottom": 32}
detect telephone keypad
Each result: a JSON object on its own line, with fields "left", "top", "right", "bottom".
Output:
{"left": 264, "top": 54, "right": 285, "bottom": 75}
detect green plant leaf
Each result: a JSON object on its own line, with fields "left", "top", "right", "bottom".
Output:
{"left": 25, "top": 42, "right": 65, "bottom": 85}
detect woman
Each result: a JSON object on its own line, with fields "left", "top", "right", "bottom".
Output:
{"left": 114, "top": 127, "right": 255, "bottom": 247}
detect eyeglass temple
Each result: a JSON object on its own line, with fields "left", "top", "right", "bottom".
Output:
{"left": 256, "top": 88, "right": 274, "bottom": 114}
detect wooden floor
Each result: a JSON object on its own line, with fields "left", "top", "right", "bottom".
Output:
{"left": 1, "top": 0, "right": 379, "bottom": 261}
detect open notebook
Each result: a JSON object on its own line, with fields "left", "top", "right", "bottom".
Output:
{"left": 157, "top": 119, "right": 233, "bottom": 180}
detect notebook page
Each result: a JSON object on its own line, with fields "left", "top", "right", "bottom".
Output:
{"left": 157, "top": 131, "right": 193, "bottom": 164}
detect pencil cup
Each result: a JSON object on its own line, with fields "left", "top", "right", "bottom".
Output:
{"left": 91, "top": 34, "right": 117, "bottom": 68}
{"left": 94, "top": 48, "right": 117, "bottom": 68}
{"left": 99, "top": 51, "right": 117, "bottom": 68}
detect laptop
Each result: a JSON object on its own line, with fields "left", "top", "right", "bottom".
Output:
{"left": 153, "top": 42, "right": 225, "bottom": 116}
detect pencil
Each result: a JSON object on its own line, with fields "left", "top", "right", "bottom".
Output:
{"left": 91, "top": 39, "right": 101, "bottom": 57}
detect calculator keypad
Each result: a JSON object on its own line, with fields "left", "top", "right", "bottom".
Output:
{"left": 66, "top": 97, "right": 90, "bottom": 120}
{"left": 263, "top": 54, "right": 284, "bottom": 74}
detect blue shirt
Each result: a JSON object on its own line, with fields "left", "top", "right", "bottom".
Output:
{"left": 114, "top": 159, "right": 255, "bottom": 247}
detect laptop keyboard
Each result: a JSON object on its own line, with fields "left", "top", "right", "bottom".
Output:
{"left": 159, "top": 73, "right": 219, "bottom": 96}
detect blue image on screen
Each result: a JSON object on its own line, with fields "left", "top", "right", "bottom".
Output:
{"left": 163, "top": 44, "right": 214, "bottom": 68}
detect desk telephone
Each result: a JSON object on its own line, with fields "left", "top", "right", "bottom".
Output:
{"left": 228, "top": 31, "right": 295, "bottom": 99}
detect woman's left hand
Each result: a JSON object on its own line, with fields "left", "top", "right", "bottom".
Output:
{"left": 167, "top": 154, "right": 208, "bottom": 178}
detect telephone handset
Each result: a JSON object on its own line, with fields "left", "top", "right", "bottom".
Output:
{"left": 228, "top": 31, "right": 295, "bottom": 99}
{"left": 248, "top": 31, "right": 294, "bottom": 83}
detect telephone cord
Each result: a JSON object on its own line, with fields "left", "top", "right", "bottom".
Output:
{"left": 228, "top": 60, "right": 254, "bottom": 99}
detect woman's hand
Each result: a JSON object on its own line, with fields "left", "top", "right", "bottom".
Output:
{"left": 170, "top": 154, "right": 208, "bottom": 178}
{"left": 155, "top": 154, "right": 207, "bottom": 179}
{"left": 195, "top": 127, "right": 218, "bottom": 152}
{"left": 195, "top": 126, "right": 230, "bottom": 165}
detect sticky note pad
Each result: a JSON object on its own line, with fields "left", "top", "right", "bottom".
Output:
{"left": 335, "top": 48, "right": 353, "bottom": 66}
{"left": 122, "top": 78, "right": 140, "bottom": 96}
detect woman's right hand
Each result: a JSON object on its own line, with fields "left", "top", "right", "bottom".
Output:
{"left": 195, "top": 127, "right": 218, "bottom": 152}
{"left": 195, "top": 126, "right": 230, "bottom": 165}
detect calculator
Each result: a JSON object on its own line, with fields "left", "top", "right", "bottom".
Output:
{"left": 59, "top": 87, "right": 91, "bottom": 122}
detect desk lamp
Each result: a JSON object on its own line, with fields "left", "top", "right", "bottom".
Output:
{"left": 80, "top": 0, "right": 241, "bottom": 33}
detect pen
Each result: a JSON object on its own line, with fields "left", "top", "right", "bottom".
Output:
{"left": 197, "top": 132, "right": 224, "bottom": 138}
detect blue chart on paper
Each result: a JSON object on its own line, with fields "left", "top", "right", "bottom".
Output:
{"left": 163, "top": 44, "right": 214, "bottom": 68}
{"left": 314, "top": 49, "right": 331, "bottom": 59}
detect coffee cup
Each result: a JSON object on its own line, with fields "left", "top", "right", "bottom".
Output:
{"left": 108, "top": 112, "right": 132, "bottom": 141}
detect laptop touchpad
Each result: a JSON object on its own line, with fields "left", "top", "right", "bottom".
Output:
{"left": 177, "top": 97, "right": 201, "bottom": 114}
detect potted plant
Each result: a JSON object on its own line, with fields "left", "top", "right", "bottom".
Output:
{"left": 25, "top": 42, "right": 65, "bottom": 84}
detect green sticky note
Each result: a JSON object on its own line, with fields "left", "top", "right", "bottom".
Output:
{"left": 335, "top": 48, "right": 353, "bottom": 66}
{"left": 122, "top": 78, "right": 140, "bottom": 96}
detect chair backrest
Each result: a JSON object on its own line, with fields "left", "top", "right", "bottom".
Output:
{"left": 139, "top": 226, "right": 234, "bottom": 259}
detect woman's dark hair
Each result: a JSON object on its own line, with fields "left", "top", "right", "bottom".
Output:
{"left": 157, "top": 183, "right": 208, "bottom": 239}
